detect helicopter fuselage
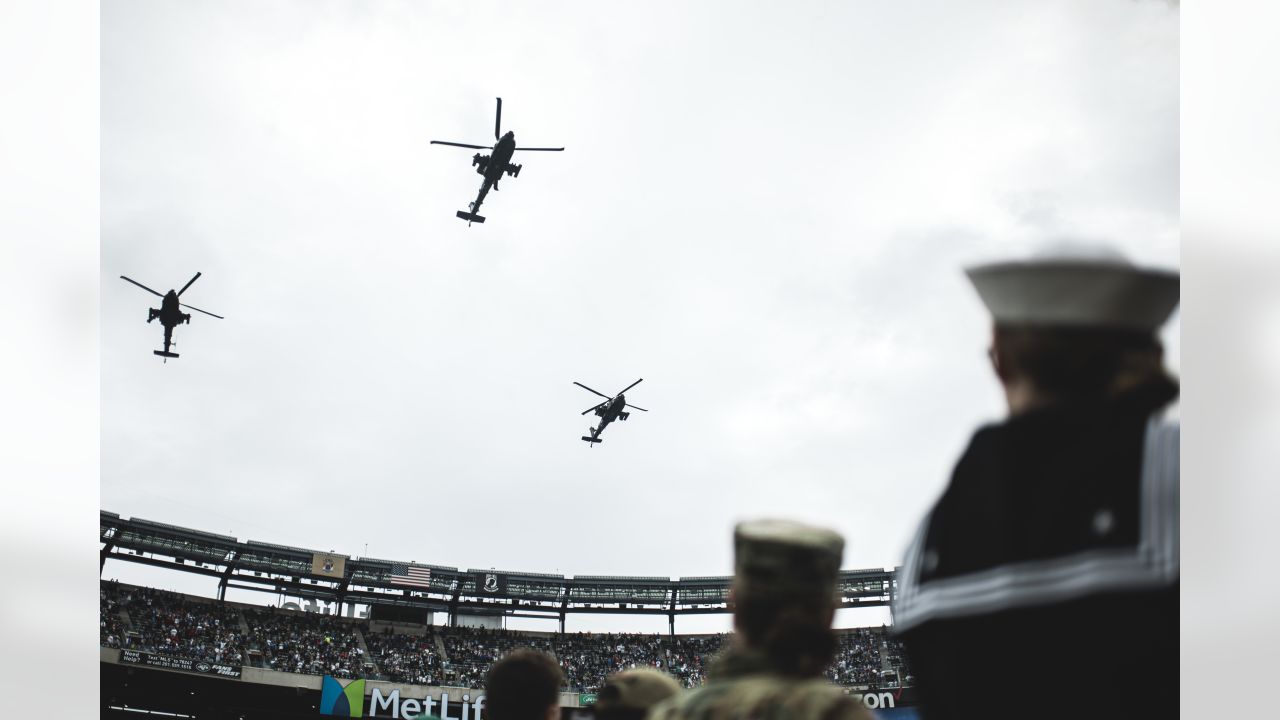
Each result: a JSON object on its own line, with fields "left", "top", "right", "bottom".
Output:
{"left": 148, "top": 290, "right": 191, "bottom": 356}
{"left": 590, "top": 394, "right": 629, "bottom": 438}
{"left": 480, "top": 132, "right": 517, "bottom": 186}
{"left": 150, "top": 290, "right": 191, "bottom": 329}
{"left": 467, "top": 132, "right": 518, "bottom": 217}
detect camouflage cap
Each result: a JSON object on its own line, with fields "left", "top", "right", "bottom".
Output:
{"left": 594, "top": 668, "right": 683, "bottom": 713}
{"left": 733, "top": 519, "right": 844, "bottom": 603}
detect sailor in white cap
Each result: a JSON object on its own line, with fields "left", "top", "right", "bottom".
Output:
{"left": 891, "top": 244, "right": 1179, "bottom": 720}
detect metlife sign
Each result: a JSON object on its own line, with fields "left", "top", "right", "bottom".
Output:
{"left": 320, "top": 676, "right": 609, "bottom": 720}
{"left": 367, "top": 688, "right": 485, "bottom": 720}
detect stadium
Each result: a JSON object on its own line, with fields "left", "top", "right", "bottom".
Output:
{"left": 101, "top": 511, "right": 919, "bottom": 719}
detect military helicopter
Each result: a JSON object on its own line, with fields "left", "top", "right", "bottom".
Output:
{"left": 574, "top": 378, "right": 647, "bottom": 445}
{"left": 119, "top": 272, "right": 223, "bottom": 360}
{"left": 430, "top": 97, "right": 564, "bottom": 225}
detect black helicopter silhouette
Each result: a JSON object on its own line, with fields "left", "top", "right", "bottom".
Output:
{"left": 574, "top": 378, "right": 647, "bottom": 445}
{"left": 431, "top": 97, "right": 564, "bottom": 225}
{"left": 119, "top": 272, "right": 223, "bottom": 360}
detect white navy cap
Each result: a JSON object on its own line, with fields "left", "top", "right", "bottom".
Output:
{"left": 965, "top": 243, "right": 1179, "bottom": 332}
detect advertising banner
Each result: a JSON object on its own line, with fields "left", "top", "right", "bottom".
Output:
{"left": 312, "top": 552, "right": 348, "bottom": 579}
{"left": 847, "top": 687, "right": 916, "bottom": 712}
{"left": 119, "top": 649, "right": 242, "bottom": 678}
{"left": 338, "top": 684, "right": 582, "bottom": 720}
{"left": 474, "top": 571, "right": 508, "bottom": 595}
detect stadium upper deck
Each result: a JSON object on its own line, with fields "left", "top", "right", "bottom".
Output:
{"left": 100, "top": 581, "right": 911, "bottom": 693}
{"left": 100, "top": 510, "right": 899, "bottom": 633}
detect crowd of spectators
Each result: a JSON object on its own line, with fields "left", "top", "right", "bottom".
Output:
{"left": 549, "top": 632, "right": 666, "bottom": 692}
{"left": 107, "top": 584, "right": 245, "bottom": 665}
{"left": 365, "top": 627, "right": 445, "bottom": 686}
{"left": 883, "top": 635, "right": 914, "bottom": 686}
{"left": 242, "top": 608, "right": 368, "bottom": 679}
{"left": 99, "top": 581, "right": 129, "bottom": 649}
{"left": 825, "top": 627, "right": 883, "bottom": 686}
{"left": 99, "top": 583, "right": 904, "bottom": 690}
{"left": 439, "top": 627, "right": 559, "bottom": 689}
{"left": 664, "top": 634, "right": 725, "bottom": 688}
{"left": 438, "top": 628, "right": 673, "bottom": 692}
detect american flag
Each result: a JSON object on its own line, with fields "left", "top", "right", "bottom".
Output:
{"left": 390, "top": 563, "right": 432, "bottom": 588}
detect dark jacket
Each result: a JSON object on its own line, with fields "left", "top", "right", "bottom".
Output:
{"left": 892, "top": 379, "right": 1179, "bottom": 720}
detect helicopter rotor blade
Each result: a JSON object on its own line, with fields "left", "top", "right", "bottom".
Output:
{"left": 120, "top": 276, "right": 164, "bottom": 297}
{"left": 624, "top": 404, "right": 649, "bottom": 412}
{"left": 581, "top": 402, "right": 607, "bottom": 416}
{"left": 180, "top": 303, "right": 224, "bottom": 319}
{"left": 431, "top": 140, "right": 492, "bottom": 150}
{"left": 617, "top": 378, "right": 644, "bottom": 396}
{"left": 495, "top": 97, "right": 502, "bottom": 140}
{"left": 177, "top": 272, "right": 202, "bottom": 297}
{"left": 573, "top": 382, "right": 612, "bottom": 400}
{"left": 512, "top": 147, "right": 565, "bottom": 152}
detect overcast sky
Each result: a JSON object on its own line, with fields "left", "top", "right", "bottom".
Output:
{"left": 100, "top": 0, "right": 1179, "bottom": 633}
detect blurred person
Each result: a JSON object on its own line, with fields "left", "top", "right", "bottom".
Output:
{"left": 592, "top": 667, "right": 682, "bottom": 720}
{"left": 649, "top": 519, "right": 873, "bottom": 720}
{"left": 485, "top": 648, "right": 565, "bottom": 720}
{"left": 892, "top": 246, "right": 1180, "bottom": 719}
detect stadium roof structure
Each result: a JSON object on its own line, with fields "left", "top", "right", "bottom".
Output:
{"left": 101, "top": 510, "right": 900, "bottom": 633}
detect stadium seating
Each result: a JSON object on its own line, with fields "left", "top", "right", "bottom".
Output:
{"left": 439, "top": 628, "right": 670, "bottom": 691}
{"left": 664, "top": 633, "right": 724, "bottom": 687}
{"left": 827, "top": 627, "right": 883, "bottom": 686}
{"left": 100, "top": 583, "right": 129, "bottom": 649}
{"left": 103, "top": 582, "right": 246, "bottom": 665}
{"left": 241, "top": 607, "right": 367, "bottom": 679}
{"left": 366, "top": 626, "right": 446, "bottom": 686}
{"left": 100, "top": 582, "right": 910, "bottom": 692}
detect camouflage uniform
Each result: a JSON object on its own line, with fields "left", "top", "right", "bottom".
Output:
{"left": 595, "top": 667, "right": 682, "bottom": 720}
{"left": 648, "top": 520, "right": 872, "bottom": 720}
